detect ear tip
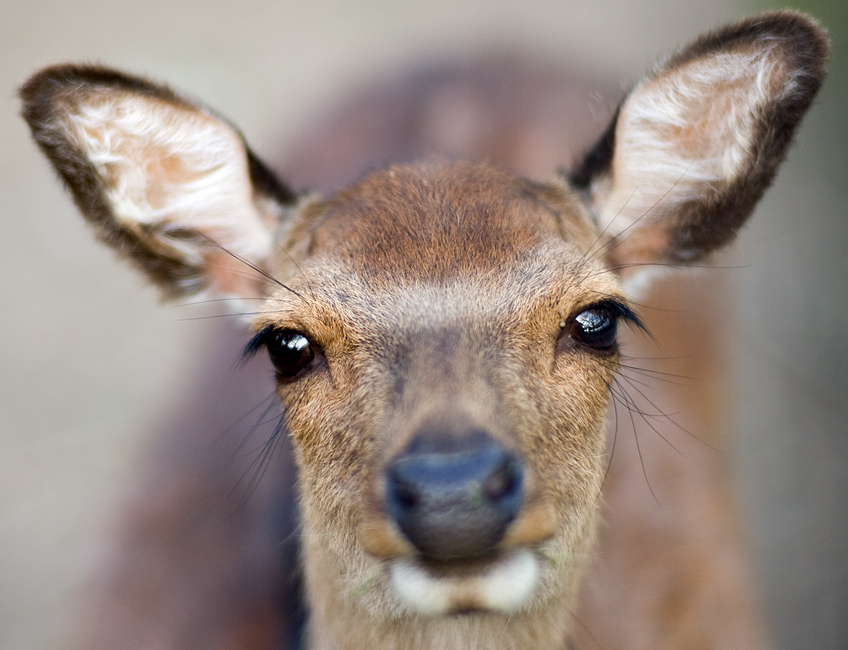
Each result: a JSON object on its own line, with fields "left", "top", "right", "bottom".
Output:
{"left": 667, "top": 11, "right": 830, "bottom": 78}
{"left": 754, "top": 11, "right": 830, "bottom": 114}
{"left": 756, "top": 10, "right": 830, "bottom": 72}
{"left": 19, "top": 64, "right": 114, "bottom": 131}
{"left": 20, "top": 63, "right": 188, "bottom": 125}
{"left": 749, "top": 9, "right": 829, "bottom": 42}
{"left": 19, "top": 65, "right": 66, "bottom": 126}
{"left": 20, "top": 63, "right": 112, "bottom": 103}
{"left": 730, "top": 11, "right": 829, "bottom": 69}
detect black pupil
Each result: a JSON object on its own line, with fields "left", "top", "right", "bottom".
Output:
{"left": 267, "top": 330, "right": 314, "bottom": 378}
{"left": 572, "top": 308, "right": 617, "bottom": 349}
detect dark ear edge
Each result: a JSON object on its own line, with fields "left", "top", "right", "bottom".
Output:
{"left": 566, "top": 11, "right": 828, "bottom": 266}
{"left": 664, "top": 10, "right": 828, "bottom": 84}
{"left": 567, "top": 105, "right": 618, "bottom": 192}
{"left": 20, "top": 64, "right": 298, "bottom": 298}
{"left": 569, "top": 11, "right": 828, "bottom": 195}
{"left": 668, "top": 12, "right": 827, "bottom": 261}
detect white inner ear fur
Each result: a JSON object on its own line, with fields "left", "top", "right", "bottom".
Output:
{"left": 63, "top": 92, "right": 276, "bottom": 277}
{"left": 597, "top": 44, "right": 794, "bottom": 238}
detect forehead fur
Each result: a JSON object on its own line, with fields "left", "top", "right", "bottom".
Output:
{"left": 304, "top": 160, "right": 598, "bottom": 283}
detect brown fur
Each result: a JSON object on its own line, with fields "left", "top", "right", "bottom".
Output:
{"left": 20, "top": 11, "right": 827, "bottom": 650}
{"left": 258, "top": 160, "right": 624, "bottom": 648}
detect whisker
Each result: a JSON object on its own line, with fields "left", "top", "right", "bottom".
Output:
{"left": 619, "top": 364, "right": 691, "bottom": 386}
{"left": 201, "top": 233, "right": 306, "bottom": 301}
{"left": 230, "top": 413, "right": 288, "bottom": 503}
{"left": 579, "top": 185, "right": 639, "bottom": 267}
{"left": 619, "top": 381, "right": 662, "bottom": 507}
{"left": 617, "top": 371, "right": 718, "bottom": 453}
{"left": 175, "top": 296, "right": 270, "bottom": 306}
{"left": 585, "top": 160, "right": 696, "bottom": 267}
{"left": 176, "top": 310, "right": 270, "bottom": 322}
{"left": 276, "top": 240, "right": 319, "bottom": 303}
{"left": 598, "top": 377, "right": 621, "bottom": 502}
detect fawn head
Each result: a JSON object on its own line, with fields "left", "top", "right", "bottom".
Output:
{"left": 21, "top": 11, "right": 825, "bottom": 650}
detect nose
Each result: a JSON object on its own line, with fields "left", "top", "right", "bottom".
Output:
{"left": 384, "top": 431, "right": 524, "bottom": 561}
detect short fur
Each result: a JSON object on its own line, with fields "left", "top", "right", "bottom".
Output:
{"left": 20, "top": 11, "right": 827, "bottom": 650}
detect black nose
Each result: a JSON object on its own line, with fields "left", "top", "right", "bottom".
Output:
{"left": 384, "top": 431, "right": 524, "bottom": 560}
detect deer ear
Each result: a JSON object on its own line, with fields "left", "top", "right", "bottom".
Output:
{"left": 20, "top": 64, "right": 298, "bottom": 300}
{"left": 569, "top": 11, "right": 827, "bottom": 289}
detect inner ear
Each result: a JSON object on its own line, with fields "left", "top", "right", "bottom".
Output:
{"left": 21, "top": 65, "right": 298, "bottom": 301}
{"left": 568, "top": 12, "right": 827, "bottom": 280}
{"left": 64, "top": 92, "right": 279, "bottom": 287}
{"left": 603, "top": 45, "right": 790, "bottom": 238}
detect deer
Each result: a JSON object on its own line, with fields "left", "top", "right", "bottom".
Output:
{"left": 20, "top": 11, "right": 827, "bottom": 650}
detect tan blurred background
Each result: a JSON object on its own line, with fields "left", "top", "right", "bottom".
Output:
{"left": 2, "top": 0, "right": 845, "bottom": 649}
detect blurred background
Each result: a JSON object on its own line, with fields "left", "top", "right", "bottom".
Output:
{"left": 2, "top": 0, "right": 845, "bottom": 649}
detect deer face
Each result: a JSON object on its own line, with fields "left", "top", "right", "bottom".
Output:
{"left": 249, "top": 162, "right": 633, "bottom": 617}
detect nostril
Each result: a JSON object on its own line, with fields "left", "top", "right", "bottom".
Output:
{"left": 389, "top": 474, "right": 418, "bottom": 510}
{"left": 482, "top": 458, "right": 520, "bottom": 503}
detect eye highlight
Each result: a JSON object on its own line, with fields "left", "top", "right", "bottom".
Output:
{"left": 571, "top": 308, "right": 617, "bottom": 349}
{"left": 562, "top": 300, "right": 645, "bottom": 353}
{"left": 244, "top": 326, "right": 317, "bottom": 380}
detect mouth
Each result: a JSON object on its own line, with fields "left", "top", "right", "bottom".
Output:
{"left": 387, "top": 549, "right": 540, "bottom": 615}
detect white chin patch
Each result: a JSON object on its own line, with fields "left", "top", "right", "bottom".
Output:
{"left": 388, "top": 549, "right": 539, "bottom": 615}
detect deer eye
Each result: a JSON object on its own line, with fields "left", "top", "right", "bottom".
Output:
{"left": 569, "top": 307, "right": 618, "bottom": 350}
{"left": 266, "top": 330, "right": 315, "bottom": 378}
{"left": 244, "top": 327, "right": 316, "bottom": 380}
{"left": 560, "top": 300, "right": 644, "bottom": 353}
